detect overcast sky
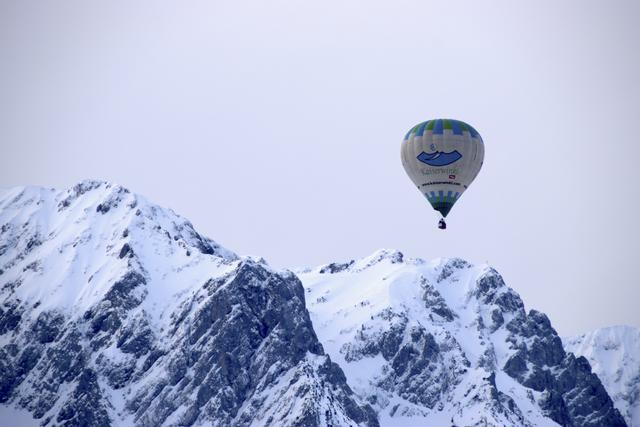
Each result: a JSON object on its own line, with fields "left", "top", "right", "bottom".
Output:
{"left": 1, "top": 0, "right": 639, "bottom": 336}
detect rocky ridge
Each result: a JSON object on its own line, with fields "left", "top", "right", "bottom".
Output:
{"left": 0, "top": 181, "right": 628, "bottom": 426}
{"left": 0, "top": 181, "right": 376, "bottom": 426}
{"left": 298, "top": 251, "right": 627, "bottom": 426}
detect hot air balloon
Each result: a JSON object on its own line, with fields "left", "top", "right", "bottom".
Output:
{"left": 401, "top": 119, "right": 484, "bottom": 229}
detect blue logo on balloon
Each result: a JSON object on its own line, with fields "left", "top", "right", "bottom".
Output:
{"left": 417, "top": 150, "right": 462, "bottom": 167}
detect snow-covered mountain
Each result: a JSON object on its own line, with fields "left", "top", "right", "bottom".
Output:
{"left": 0, "top": 181, "right": 376, "bottom": 426}
{"left": 0, "top": 181, "right": 628, "bottom": 426}
{"left": 564, "top": 326, "right": 640, "bottom": 427}
{"left": 298, "top": 252, "right": 626, "bottom": 426}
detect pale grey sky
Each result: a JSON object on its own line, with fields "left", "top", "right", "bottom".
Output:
{"left": 1, "top": 1, "right": 639, "bottom": 336}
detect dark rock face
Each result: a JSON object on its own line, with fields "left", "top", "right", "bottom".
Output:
{"left": 0, "top": 324, "right": 87, "bottom": 420}
{"left": 0, "top": 301, "right": 23, "bottom": 335}
{"left": 422, "top": 278, "right": 456, "bottom": 322}
{"left": 475, "top": 268, "right": 525, "bottom": 315}
{"left": 472, "top": 268, "right": 626, "bottom": 426}
{"left": 58, "top": 180, "right": 103, "bottom": 210}
{"left": 437, "top": 257, "right": 469, "bottom": 282}
{"left": 0, "top": 261, "right": 377, "bottom": 426}
{"left": 118, "top": 243, "right": 132, "bottom": 259}
{"left": 320, "top": 260, "right": 355, "bottom": 274}
{"left": 504, "top": 311, "right": 627, "bottom": 426}
{"left": 56, "top": 368, "right": 111, "bottom": 427}
{"left": 32, "top": 311, "right": 65, "bottom": 344}
{"left": 342, "top": 303, "right": 469, "bottom": 413}
{"left": 127, "top": 261, "right": 377, "bottom": 427}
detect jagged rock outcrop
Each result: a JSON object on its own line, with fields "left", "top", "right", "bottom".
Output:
{"left": 0, "top": 181, "right": 376, "bottom": 426}
{"left": 564, "top": 326, "right": 640, "bottom": 427}
{"left": 299, "top": 252, "right": 627, "bottom": 426}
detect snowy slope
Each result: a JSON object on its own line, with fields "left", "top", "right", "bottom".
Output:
{"left": 0, "top": 181, "right": 237, "bottom": 326}
{"left": 0, "top": 181, "right": 376, "bottom": 426}
{"left": 564, "top": 326, "right": 640, "bottom": 427}
{"left": 298, "top": 250, "right": 626, "bottom": 427}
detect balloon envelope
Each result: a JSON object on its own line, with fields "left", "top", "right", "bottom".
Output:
{"left": 401, "top": 119, "right": 484, "bottom": 217}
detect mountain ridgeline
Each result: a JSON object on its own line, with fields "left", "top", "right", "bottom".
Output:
{"left": 0, "top": 181, "right": 630, "bottom": 426}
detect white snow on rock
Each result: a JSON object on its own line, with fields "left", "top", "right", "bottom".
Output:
{"left": 0, "top": 181, "right": 382, "bottom": 427}
{"left": 299, "top": 250, "right": 561, "bottom": 426}
{"left": 0, "top": 182, "right": 627, "bottom": 427}
{"left": 0, "top": 180, "right": 237, "bottom": 326}
{"left": 564, "top": 326, "right": 640, "bottom": 427}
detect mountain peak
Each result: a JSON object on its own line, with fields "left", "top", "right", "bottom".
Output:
{"left": 0, "top": 183, "right": 377, "bottom": 426}
{"left": 313, "top": 249, "right": 413, "bottom": 275}
{"left": 0, "top": 182, "right": 237, "bottom": 320}
{"left": 299, "top": 256, "right": 625, "bottom": 426}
